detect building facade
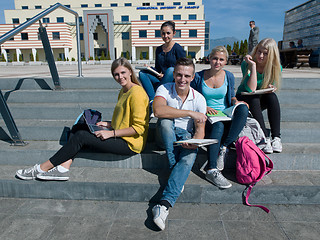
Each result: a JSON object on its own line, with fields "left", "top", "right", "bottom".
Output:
{"left": 283, "top": 0, "right": 320, "bottom": 50}
{"left": 1, "top": 0, "right": 209, "bottom": 62}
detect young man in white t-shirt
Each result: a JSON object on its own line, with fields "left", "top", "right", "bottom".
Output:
{"left": 152, "top": 58, "right": 207, "bottom": 230}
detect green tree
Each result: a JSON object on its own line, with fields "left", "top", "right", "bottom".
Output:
{"left": 30, "top": 53, "right": 34, "bottom": 61}
{"left": 226, "top": 45, "right": 232, "bottom": 55}
{"left": 36, "top": 52, "right": 39, "bottom": 61}
{"left": 100, "top": 51, "right": 107, "bottom": 60}
{"left": 13, "top": 53, "right": 17, "bottom": 61}
{"left": 146, "top": 52, "right": 149, "bottom": 60}
{"left": 1, "top": 54, "right": 6, "bottom": 62}
{"left": 106, "top": 51, "right": 111, "bottom": 60}
{"left": 126, "top": 51, "right": 130, "bottom": 59}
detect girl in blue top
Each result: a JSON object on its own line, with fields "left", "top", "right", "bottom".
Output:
{"left": 192, "top": 46, "right": 249, "bottom": 189}
{"left": 236, "top": 38, "right": 282, "bottom": 154}
{"left": 139, "top": 21, "right": 186, "bottom": 102}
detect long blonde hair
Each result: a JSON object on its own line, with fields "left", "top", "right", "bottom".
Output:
{"left": 244, "top": 38, "right": 282, "bottom": 90}
{"left": 111, "top": 57, "right": 141, "bottom": 86}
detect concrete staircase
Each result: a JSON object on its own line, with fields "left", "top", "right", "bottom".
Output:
{"left": 0, "top": 76, "right": 319, "bottom": 205}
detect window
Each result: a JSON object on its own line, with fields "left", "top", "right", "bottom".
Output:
{"left": 173, "top": 2, "right": 181, "bottom": 5}
{"left": 79, "top": 17, "right": 83, "bottom": 23}
{"left": 121, "top": 15, "right": 129, "bottom": 22}
{"left": 12, "top": 18, "right": 20, "bottom": 24}
{"left": 64, "top": 5, "right": 71, "bottom": 8}
{"left": 140, "top": 15, "right": 148, "bottom": 20}
{"left": 188, "top": 2, "right": 195, "bottom": 5}
{"left": 43, "top": 18, "right": 50, "bottom": 23}
{"left": 125, "top": 3, "right": 132, "bottom": 6}
{"left": 57, "top": 17, "right": 64, "bottom": 23}
{"left": 156, "top": 15, "right": 163, "bottom": 20}
{"left": 142, "top": 3, "right": 150, "bottom": 6}
{"left": 122, "top": 32, "right": 130, "bottom": 40}
{"left": 22, "top": 6, "right": 28, "bottom": 9}
{"left": 52, "top": 32, "right": 60, "bottom": 40}
{"left": 93, "top": 33, "right": 98, "bottom": 40}
{"left": 110, "top": 3, "right": 118, "bottom": 7}
{"left": 81, "top": 4, "right": 88, "bottom": 8}
{"left": 35, "top": 5, "right": 42, "bottom": 9}
{"left": 174, "top": 30, "right": 181, "bottom": 38}
{"left": 80, "top": 33, "right": 84, "bottom": 40}
{"left": 189, "top": 30, "right": 197, "bottom": 37}
{"left": 173, "top": 15, "right": 181, "bottom": 20}
{"left": 157, "top": 2, "right": 164, "bottom": 6}
{"left": 189, "top": 14, "right": 197, "bottom": 20}
{"left": 139, "top": 30, "right": 147, "bottom": 38}
{"left": 21, "top": 33, "right": 28, "bottom": 40}
{"left": 188, "top": 52, "right": 196, "bottom": 58}
{"left": 95, "top": 4, "right": 102, "bottom": 7}
{"left": 155, "top": 30, "right": 161, "bottom": 38}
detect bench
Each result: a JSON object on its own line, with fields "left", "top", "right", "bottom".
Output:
{"left": 280, "top": 49, "right": 313, "bottom": 68}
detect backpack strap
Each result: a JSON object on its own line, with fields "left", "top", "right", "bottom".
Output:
{"left": 243, "top": 184, "right": 270, "bottom": 213}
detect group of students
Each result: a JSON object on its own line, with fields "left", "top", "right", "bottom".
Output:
{"left": 16, "top": 21, "right": 282, "bottom": 231}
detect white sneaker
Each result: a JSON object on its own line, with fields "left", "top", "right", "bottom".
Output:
{"left": 152, "top": 204, "right": 169, "bottom": 230}
{"left": 217, "top": 146, "right": 227, "bottom": 171}
{"left": 263, "top": 138, "right": 273, "bottom": 154}
{"left": 205, "top": 169, "right": 232, "bottom": 189}
{"left": 272, "top": 137, "right": 282, "bottom": 153}
{"left": 16, "top": 164, "right": 40, "bottom": 180}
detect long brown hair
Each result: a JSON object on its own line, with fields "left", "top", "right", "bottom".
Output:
{"left": 111, "top": 57, "right": 141, "bottom": 86}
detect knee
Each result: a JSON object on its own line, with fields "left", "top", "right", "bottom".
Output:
{"left": 157, "top": 119, "right": 174, "bottom": 133}
{"left": 236, "top": 104, "right": 249, "bottom": 115}
{"left": 165, "top": 67, "right": 174, "bottom": 76}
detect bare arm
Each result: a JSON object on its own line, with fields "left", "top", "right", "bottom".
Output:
{"left": 243, "top": 55, "right": 257, "bottom": 91}
{"left": 94, "top": 126, "right": 137, "bottom": 140}
{"left": 153, "top": 96, "right": 207, "bottom": 123}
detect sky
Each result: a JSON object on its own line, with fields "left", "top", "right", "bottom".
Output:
{"left": 0, "top": 0, "right": 309, "bottom": 42}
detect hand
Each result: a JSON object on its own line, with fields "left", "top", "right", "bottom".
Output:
{"left": 94, "top": 130, "right": 113, "bottom": 140}
{"left": 206, "top": 107, "right": 218, "bottom": 115}
{"left": 96, "top": 121, "right": 111, "bottom": 128}
{"left": 181, "top": 142, "right": 198, "bottom": 149}
{"left": 244, "top": 55, "right": 256, "bottom": 67}
{"left": 268, "top": 84, "right": 277, "bottom": 92}
{"left": 189, "top": 111, "right": 207, "bottom": 123}
{"left": 233, "top": 100, "right": 249, "bottom": 109}
{"left": 143, "top": 63, "right": 149, "bottom": 67}
{"left": 157, "top": 73, "right": 164, "bottom": 79}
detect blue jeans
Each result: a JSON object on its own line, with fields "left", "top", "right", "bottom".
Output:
{"left": 206, "top": 104, "right": 248, "bottom": 169}
{"left": 156, "top": 119, "right": 198, "bottom": 207}
{"left": 139, "top": 67, "right": 174, "bottom": 101}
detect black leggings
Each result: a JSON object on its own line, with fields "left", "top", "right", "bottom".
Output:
{"left": 237, "top": 92, "right": 281, "bottom": 138}
{"left": 49, "top": 130, "right": 135, "bottom": 166}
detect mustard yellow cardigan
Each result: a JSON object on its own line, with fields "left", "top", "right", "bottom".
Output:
{"left": 111, "top": 85, "right": 149, "bottom": 153}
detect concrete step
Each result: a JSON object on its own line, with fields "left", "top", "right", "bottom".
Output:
{"left": 0, "top": 141, "right": 319, "bottom": 170}
{"left": 1, "top": 77, "right": 320, "bottom": 91}
{"left": 0, "top": 165, "right": 319, "bottom": 205}
{"left": 1, "top": 120, "right": 319, "bottom": 143}
{"left": 3, "top": 89, "right": 121, "bottom": 104}
{"left": 0, "top": 77, "right": 119, "bottom": 90}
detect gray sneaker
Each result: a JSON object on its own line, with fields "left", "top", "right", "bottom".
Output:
{"left": 36, "top": 167, "right": 69, "bottom": 181}
{"left": 16, "top": 164, "right": 41, "bottom": 180}
{"left": 206, "top": 169, "right": 232, "bottom": 189}
{"left": 217, "top": 146, "right": 227, "bottom": 171}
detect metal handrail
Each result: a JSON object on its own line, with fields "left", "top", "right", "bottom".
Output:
{"left": 0, "top": 2, "right": 83, "bottom": 77}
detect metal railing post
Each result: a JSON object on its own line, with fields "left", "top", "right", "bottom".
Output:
{"left": 0, "top": 90, "right": 27, "bottom": 146}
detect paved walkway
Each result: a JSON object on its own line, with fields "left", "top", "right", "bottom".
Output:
{"left": 0, "top": 197, "right": 319, "bottom": 240}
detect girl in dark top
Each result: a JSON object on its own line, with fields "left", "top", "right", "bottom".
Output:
{"left": 139, "top": 21, "right": 185, "bottom": 102}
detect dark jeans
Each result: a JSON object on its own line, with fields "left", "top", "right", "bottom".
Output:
{"left": 49, "top": 130, "right": 134, "bottom": 166}
{"left": 237, "top": 92, "right": 281, "bottom": 139}
{"left": 206, "top": 104, "right": 248, "bottom": 169}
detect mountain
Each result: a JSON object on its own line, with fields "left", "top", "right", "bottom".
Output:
{"left": 205, "top": 37, "right": 240, "bottom": 56}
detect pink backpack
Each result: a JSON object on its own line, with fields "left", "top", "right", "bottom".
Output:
{"left": 235, "top": 136, "right": 273, "bottom": 213}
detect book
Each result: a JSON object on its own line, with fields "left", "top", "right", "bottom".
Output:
{"left": 241, "top": 87, "right": 274, "bottom": 95}
{"left": 135, "top": 66, "right": 161, "bottom": 76}
{"left": 174, "top": 138, "right": 218, "bottom": 147}
{"left": 207, "top": 103, "right": 246, "bottom": 124}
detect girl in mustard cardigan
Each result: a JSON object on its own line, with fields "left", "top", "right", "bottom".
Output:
{"left": 16, "top": 58, "right": 149, "bottom": 181}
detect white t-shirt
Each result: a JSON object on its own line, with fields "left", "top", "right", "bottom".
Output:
{"left": 155, "top": 82, "right": 207, "bottom": 132}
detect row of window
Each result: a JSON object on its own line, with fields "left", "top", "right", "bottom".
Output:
{"left": 122, "top": 29, "right": 197, "bottom": 39}
{"left": 9, "top": 32, "right": 60, "bottom": 41}
{"left": 20, "top": 2, "right": 196, "bottom": 9}
{"left": 12, "top": 14, "right": 197, "bottom": 24}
